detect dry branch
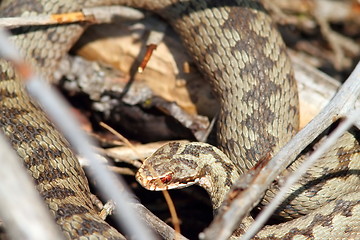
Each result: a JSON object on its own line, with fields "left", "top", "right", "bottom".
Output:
{"left": 0, "top": 6, "right": 144, "bottom": 28}
{"left": 132, "top": 203, "right": 189, "bottom": 240}
{"left": 242, "top": 109, "right": 360, "bottom": 239}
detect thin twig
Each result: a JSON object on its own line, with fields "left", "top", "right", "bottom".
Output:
{"left": 241, "top": 109, "right": 360, "bottom": 240}
{"left": 314, "top": 14, "right": 344, "bottom": 70}
{"left": 99, "top": 122, "right": 182, "bottom": 239}
{"left": 100, "top": 122, "right": 143, "bottom": 161}
{"left": 138, "top": 19, "right": 167, "bottom": 72}
{"left": 82, "top": 6, "right": 144, "bottom": 23}
{"left": 162, "top": 190, "right": 182, "bottom": 239}
{"left": 0, "top": 6, "right": 144, "bottom": 28}
{"left": 202, "top": 61, "right": 360, "bottom": 239}
{"left": 108, "top": 166, "right": 136, "bottom": 175}
{"left": 99, "top": 141, "right": 187, "bottom": 168}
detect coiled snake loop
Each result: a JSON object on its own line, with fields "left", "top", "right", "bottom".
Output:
{"left": 0, "top": 0, "right": 359, "bottom": 239}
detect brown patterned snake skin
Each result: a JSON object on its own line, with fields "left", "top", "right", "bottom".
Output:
{"left": 0, "top": 0, "right": 359, "bottom": 240}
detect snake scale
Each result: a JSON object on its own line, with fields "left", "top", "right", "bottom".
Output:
{"left": 0, "top": 0, "right": 359, "bottom": 240}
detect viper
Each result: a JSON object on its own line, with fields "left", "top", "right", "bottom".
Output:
{"left": 0, "top": 0, "right": 359, "bottom": 239}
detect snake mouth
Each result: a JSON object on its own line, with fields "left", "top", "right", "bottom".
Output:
{"left": 136, "top": 170, "right": 200, "bottom": 191}
{"left": 152, "top": 177, "right": 200, "bottom": 191}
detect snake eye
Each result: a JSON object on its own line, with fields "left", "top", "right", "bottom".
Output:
{"left": 160, "top": 174, "right": 172, "bottom": 184}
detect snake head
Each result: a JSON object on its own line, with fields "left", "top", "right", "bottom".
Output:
{"left": 136, "top": 142, "right": 205, "bottom": 191}
{"left": 136, "top": 141, "right": 239, "bottom": 210}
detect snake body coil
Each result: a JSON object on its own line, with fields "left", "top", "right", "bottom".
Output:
{"left": 0, "top": 0, "right": 359, "bottom": 239}
{"left": 134, "top": 0, "right": 360, "bottom": 239}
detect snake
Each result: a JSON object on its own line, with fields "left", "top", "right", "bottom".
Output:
{"left": 0, "top": 0, "right": 359, "bottom": 240}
